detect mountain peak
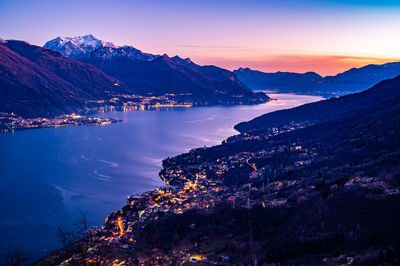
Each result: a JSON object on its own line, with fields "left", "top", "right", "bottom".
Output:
{"left": 171, "top": 55, "right": 195, "bottom": 66}
{"left": 44, "top": 35, "right": 157, "bottom": 61}
{"left": 82, "top": 33, "right": 95, "bottom": 39}
{"left": 52, "top": 34, "right": 117, "bottom": 50}
{"left": 236, "top": 67, "right": 252, "bottom": 72}
{"left": 154, "top": 54, "right": 178, "bottom": 65}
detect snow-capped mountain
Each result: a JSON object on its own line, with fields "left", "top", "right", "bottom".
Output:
{"left": 44, "top": 34, "right": 158, "bottom": 61}
{"left": 42, "top": 34, "right": 269, "bottom": 105}
{"left": 0, "top": 40, "right": 128, "bottom": 117}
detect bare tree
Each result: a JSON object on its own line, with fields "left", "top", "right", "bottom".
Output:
{"left": 57, "top": 211, "right": 94, "bottom": 263}
{"left": 0, "top": 245, "right": 30, "bottom": 266}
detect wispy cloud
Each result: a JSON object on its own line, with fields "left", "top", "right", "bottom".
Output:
{"left": 171, "top": 44, "right": 246, "bottom": 49}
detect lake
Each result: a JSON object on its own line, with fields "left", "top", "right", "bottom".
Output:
{"left": 0, "top": 93, "right": 323, "bottom": 260}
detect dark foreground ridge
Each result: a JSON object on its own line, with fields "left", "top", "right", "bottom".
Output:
{"left": 37, "top": 76, "right": 400, "bottom": 265}
{"left": 235, "top": 75, "right": 400, "bottom": 133}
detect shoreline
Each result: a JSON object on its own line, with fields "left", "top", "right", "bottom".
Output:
{"left": 35, "top": 120, "right": 306, "bottom": 265}
{"left": 2, "top": 93, "right": 324, "bottom": 264}
{"left": 0, "top": 113, "right": 119, "bottom": 133}
{"left": 0, "top": 99, "right": 275, "bottom": 134}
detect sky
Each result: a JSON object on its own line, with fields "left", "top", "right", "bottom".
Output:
{"left": 1, "top": 0, "right": 400, "bottom": 76}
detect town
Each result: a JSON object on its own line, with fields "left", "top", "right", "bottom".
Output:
{"left": 38, "top": 123, "right": 317, "bottom": 264}
{"left": 0, "top": 112, "right": 118, "bottom": 133}
{"left": 0, "top": 90, "right": 274, "bottom": 133}
{"left": 37, "top": 123, "right": 336, "bottom": 264}
{"left": 91, "top": 92, "right": 193, "bottom": 113}
{"left": 0, "top": 93, "right": 194, "bottom": 133}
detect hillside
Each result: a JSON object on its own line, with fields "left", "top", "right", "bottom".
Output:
{"left": 5, "top": 40, "right": 127, "bottom": 99}
{"left": 0, "top": 43, "right": 83, "bottom": 117}
{"left": 0, "top": 40, "right": 125, "bottom": 117}
{"left": 37, "top": 74, "right": 400, "bottom": 265}
{"left": 235, "top": 75, "right": 400, "bottom": 133}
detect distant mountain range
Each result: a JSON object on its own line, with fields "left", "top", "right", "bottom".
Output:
{"left": 44, "top": 35, "right": 268, "bottom": 105}
{"left": 3, "top": 34, "right": 400, "bottom": 118}
{"left": 0, "top": 35, "right": 268, "bottom": 117}
{"left": 234, "top": 62, "right": 400, "bottom": 97}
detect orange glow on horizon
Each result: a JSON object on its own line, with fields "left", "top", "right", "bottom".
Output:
{"left": 190, "top": 54, "right": 400, "bottom": 77}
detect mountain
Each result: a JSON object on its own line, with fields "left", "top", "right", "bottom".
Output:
{"left": 5, "top": 40, "right": 128, "bottom": 98}
{"left": 235, "top": 74, "right": 400, "bottom": 133}
{"left": 0, "top": 43, "right": 83, "bottom": 117}
{"left": 43, "top": 34, "right": 157, "bottom": 61}
{"left": 234, "top": 67, "right": 323, "bottom": 93}
{"left": 0, "top": 35, "right": 269, "bottom": 118}
{"left": 321, "top": 62, "right": 400, "bottom": 94}
{"left": 234, "top": 62, "right": 400, "bottom": 97}
{"left": 0, "top": 40, "right": 126, "bottom": 117}
{"left": 172, "top": 56, "right": 241, "bottom": 82}
{"left": 44, "top": 35, "right": 269, "bottom": 105}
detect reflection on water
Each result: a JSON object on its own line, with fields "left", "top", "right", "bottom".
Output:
{"left": 95, "top": 103, "right": 192, "bottom": 114}
{"left": 0, "top": 94, "right": 323, "bottom": 260}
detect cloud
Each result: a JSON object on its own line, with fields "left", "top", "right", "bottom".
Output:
{"left": 171, "top": 44, "right": 247, "bottom": 49}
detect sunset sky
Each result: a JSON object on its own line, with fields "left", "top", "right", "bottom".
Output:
{"left": 1, "top": 0, "right": 400, "bottom": 76}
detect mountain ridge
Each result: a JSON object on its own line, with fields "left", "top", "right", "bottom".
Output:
{"left": 234, "top": 62, "right": 400, "bottom": 97}
{"left": 0, "top": 36, "right": 269, "bottom": 118}
{"left": 44, "top": 35, "right": 269, "bottom": 105}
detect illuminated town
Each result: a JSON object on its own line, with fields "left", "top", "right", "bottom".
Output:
{"left": 0, "top": 112, "right": 117, "bottom": 133}
{"left": 37, "top": 110, "right": 400, "bottom": 265}
{"left": 92, "top": 92, "right": 194, "bottom": 113}
{"left": 0, "top": 94, "right": 194, "bottom": 133}
{"left": 38, "top": 123, "right": 329, "bottom": 264}
{"left": 0, "top": 91, "right": 272, "bottom": 133}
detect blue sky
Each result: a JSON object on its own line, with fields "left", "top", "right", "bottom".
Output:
{"left": 1, "top": 0, "right": 399, "bottom": 75}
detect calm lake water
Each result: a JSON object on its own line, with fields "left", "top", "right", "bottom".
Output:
{"left": 0, "top": 94, "right": 322, "bottom": 259}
